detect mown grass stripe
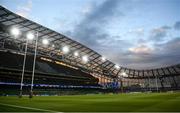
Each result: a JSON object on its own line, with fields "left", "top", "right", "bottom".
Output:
{"left": 0, "top": 103, "right": 58, "bottom": 112}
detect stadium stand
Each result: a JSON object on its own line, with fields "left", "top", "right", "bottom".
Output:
{"left": 0, "top": 6, "right": 180, "bottom": 95}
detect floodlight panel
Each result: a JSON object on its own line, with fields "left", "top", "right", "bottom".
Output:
{"left": 82, "top": 55, "right": 88, "bottom": 63}
{"left": 42, "top": 39, "right": 49, "bottom": 45}
{"left": 11, "top": 27, "right": 20, "bottom": 36}
{"left": 27, "top": 33, "right": 34, "bottom": 40}
{"left": 62, "top": 46, "right": 69, "bottom": 53}
{"left": 115, "top": 64, "right": 120, "bottom": 69}
{"left": 74, "top": 51, "right": 79, "bottom": 57}
{"left": 101, "top": 56, "right": 106, "bottom": 62}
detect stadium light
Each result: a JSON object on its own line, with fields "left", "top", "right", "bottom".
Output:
{"left": 26, "top": 32, "right": 35, "bottom": 40}
{"left": 121, "top": 72, "right": 128, "bottom": 77}
{"left": 42, "top": 39, "right": 49, "bottom": 45}
{"left": 101, "top": 56, "right": 106, "bottom": 62}
{"left": 74, "top": 51, "right": 79, "bottom": 57}
{"left": 11, "top": 27, "right": 20, "bottom": 37}
{"left": 62, "top": 46, "right": 69, "bottom": 54}
{"left": 52, "top": 44, "right": 55, "bottom": 48}
{"left": 115, "top": 64, "right": 120, "bottom": 69}
{"left": 82, "top": 55, "right": 88, "bottom": 63}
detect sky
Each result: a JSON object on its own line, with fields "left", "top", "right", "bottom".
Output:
{"left": 1, "top": 0, "right": 180, "bottom": 69}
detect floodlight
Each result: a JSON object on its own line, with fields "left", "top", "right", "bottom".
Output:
{"left": 11, "top": 27, "right": 20, "bottom": 37}
{"left": 74, "top": 51, "right": 79, "bottom": 57}
{"left": 82, "top": 55, "right": 88, "bottom": 63}
{"left": 52, "top": 44, "right": 55, "bottom": 48}
{"left": 42, "top": 39, "right": 49, "bottom": 45}
{"left": 101, "top": 56, "right": 106, "bottom": 62}
{"left": 26, "top": 33, "right": 34, "bottom": 40}
{"left": 62, "top": 46, "right": 69, "bottom": 54}
{"left": 115, "top": 64, "right": 120, "bottom": 69}
{"left": 121, "top": 72, "right": 128, "bottom": 77}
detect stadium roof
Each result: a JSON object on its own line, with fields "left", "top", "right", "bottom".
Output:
{"left": 0, "top": 5, "right": 180, "bottom": 79}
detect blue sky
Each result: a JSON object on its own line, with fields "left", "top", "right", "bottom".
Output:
{"left": 1, "top": 0, "right": 180, "bottom": 69}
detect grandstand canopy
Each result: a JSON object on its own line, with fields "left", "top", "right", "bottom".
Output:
{"left": 0, "top": 5, "right": 180, "bottom": 79}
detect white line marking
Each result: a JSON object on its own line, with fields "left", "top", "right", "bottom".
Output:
{"left": 0, "top": 103, "right": 59, "bottom": 112}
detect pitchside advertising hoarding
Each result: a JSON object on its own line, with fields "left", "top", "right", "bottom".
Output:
{"left": 105, "top": 82, "right": 119, "bottom": 89}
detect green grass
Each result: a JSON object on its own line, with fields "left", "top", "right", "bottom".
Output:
{"left": 0, "top": 92, "right": 180, "bottom": 112}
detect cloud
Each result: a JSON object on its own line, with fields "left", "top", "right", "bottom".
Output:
{"left": 137, "top": 38, "right": 147, "bottom": 44}
{"left": 71, "top": 0, "right": 123, "bottom": 47}
{"left": 61, "top": 0, "right": 179, "bottom": 69}
{"left": 16, "top": 0, "right": 32, "bottom": 18}
{"left": 81, "top": 3, "right": 95, "bottom": 15}
{"left": 151, "top": 37, "right": 180, "bottom": 67}
{"left": 128, "top": 44, "right": 153, "bottom": 55}
{"left": 159, "top": 37, "right": 180, "bottom": 54}
{"left": 84, "top": 0, "right": 122, "bottom": 24}
{"left": 161, "top": 25, "right": 171, "bottom": 30}
{"left": 174, "top": 21, "right": 180, "bottom": 30}
{"left": 117, "top": 37, "right": 180, "bottom": 69}
{"left": 149, "top": 27, "right": 168, "bottom": 41}
{"left": 128, "top": 28, "right": 144, "bottom": 36}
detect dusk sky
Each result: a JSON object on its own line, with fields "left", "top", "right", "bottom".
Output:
{"left": 1, "top": 0, "right": 180, "bottom": 69}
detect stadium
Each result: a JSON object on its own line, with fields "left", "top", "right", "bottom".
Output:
{"left": 0, "top": 4, "right": 180, "bottom": 112}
